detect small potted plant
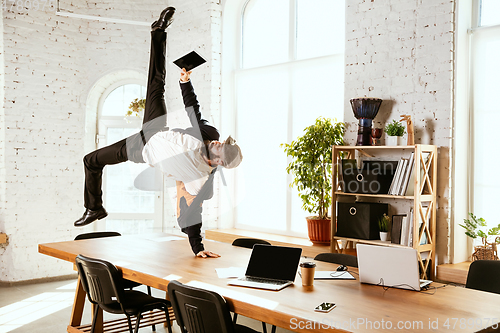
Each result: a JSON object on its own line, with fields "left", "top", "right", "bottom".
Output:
{"left": 378, "top": 213, "right": 390, "bottom": 241}
{"left": 125, "top": 98, "right": 146, "bottom": 122}
{"left": 384, "top": 119, "right": 406, "bottom": 146}
{"left": 459, "top": 213, "right": 500, "bottom": 260}
{"left": 281, "top": 117, "right": 345, "bottom": 244}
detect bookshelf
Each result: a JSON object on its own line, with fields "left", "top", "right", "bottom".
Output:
{"left": 330, "top": 144, "right": 437, "bottom": 279}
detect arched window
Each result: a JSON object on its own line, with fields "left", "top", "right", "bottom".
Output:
{"left": 96, "top": 82, "right": 162, "bottom": 234}
{"left": 223, "top": 0, "right": 345, "bottom": 236}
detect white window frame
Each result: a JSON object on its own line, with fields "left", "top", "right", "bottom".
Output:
{"left": 453, "top": 0, "right": 500, "bottom": 263}
{"left": 94, "top": 80, "right": 163, "bottom": 232}
{"left": 221, "top": 0, "right": 345, "bottom": 237}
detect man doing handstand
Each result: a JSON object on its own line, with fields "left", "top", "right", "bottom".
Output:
{"left": 73, "top": 7, "right": 242, "bottom": 258}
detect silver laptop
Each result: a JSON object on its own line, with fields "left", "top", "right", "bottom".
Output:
{"left": 356, "top": 244, "right": 432, "bottom": 291}
{"left": 228, "top": 244, "right": 302, "bottom": 291}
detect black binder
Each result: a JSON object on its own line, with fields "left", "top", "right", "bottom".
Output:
{"left": 173, "top": 51, "right": 206, "bottom": 71}
{"left": 341, "top": 159, "right": 398, "bottom": 194}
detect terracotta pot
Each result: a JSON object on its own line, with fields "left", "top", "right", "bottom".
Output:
{"left": 306, "top": 217, "right": 331, "bottom": 245}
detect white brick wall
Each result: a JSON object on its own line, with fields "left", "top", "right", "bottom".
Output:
{"left": 0, "top": 0, "right": 455, "bottom": 282}
{"left": 0, "top": 0, "right": 224, "bottom": 282}
{"left": 344, "top": 0, "right": 454, "bottom": 263}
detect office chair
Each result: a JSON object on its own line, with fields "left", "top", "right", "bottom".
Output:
{"left": 75, "top": 232, "right": 151, "bottom": 292}
{"left": 74, "top": 232, "right": 122, "bottom": 240}
{"left": 167, "top": 280, "right": 261, "bottom": 333}
{"left": 75, "top": 232, "right": 155, "bottom": 330}
{"left": 314, "top": 253, "right": 359, "bottom": 268}
{"left": 231, "top": 238, "right": 275, "bottom": 333}
{"left": 75, "top": 254, "right": 173, "bottom": 333}
{"left": 466, "top": 260, "right": 500, "bottom": 294}
{"left": 231, "top": 238, "right": 271, "bottom": 249}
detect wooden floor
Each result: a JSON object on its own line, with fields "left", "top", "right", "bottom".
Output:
{"left": 206, "top": 228, "right": 471, "bottom": 284}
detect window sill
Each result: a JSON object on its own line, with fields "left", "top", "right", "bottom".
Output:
{"left": 436, "top": 261, "right": 471, "bottom": 284}
{"left": 205, "top": 228, "right": 331, "bottom": 258}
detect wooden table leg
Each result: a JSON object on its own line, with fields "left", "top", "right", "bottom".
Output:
{"left": 69, "top": 277, "right": 86, "bottom": 327}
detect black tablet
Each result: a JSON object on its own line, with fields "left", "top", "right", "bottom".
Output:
{"left": 173, "top": 50, "right": 206, "bottom": 71}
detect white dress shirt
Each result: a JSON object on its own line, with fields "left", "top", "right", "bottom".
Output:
{"left": 142, "top": 130, "right": 212, "bottom": 195}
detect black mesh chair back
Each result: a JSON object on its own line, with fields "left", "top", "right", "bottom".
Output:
{"left": 75, "top": 255, "right": 172, "bottom": 333}
{"left": 168, "top": 280, "right": 259, "bottom": 333}
{"left": 232, "top": 238, "right": 271, "bottom": 249}
{"left": 466, "top": 260, "right": 500, "bottom": 294}
{"left": 314, "top": 253, "right": 358, "bottom": 268}
{"left": 75, "top": 231, "right": 121, "bottom": 240}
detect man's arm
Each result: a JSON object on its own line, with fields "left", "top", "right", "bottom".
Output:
{"left": 177, "top": 175, "right": 219, "bottom": 258}
{"left": 179, "top": 69, "right": 219, "bottom": 142}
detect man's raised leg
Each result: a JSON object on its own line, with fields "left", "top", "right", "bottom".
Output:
{"left": 74, "top": 7, "right": 175, "bottom": 227}
{"left": 142, "top": 7, "right": 175, "bottom": 135}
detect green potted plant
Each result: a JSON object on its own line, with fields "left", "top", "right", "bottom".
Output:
{"left": 378, "top": 213, "right": 390, "bottom": 241}
{"left": 126, "top": 98, "right": 146, "bottom": 122}
{"left": 384, "top": 119, "right": 406, "bottom": 146}
{"left": 460, "top": 213, "right": 500, "bottom": 260}
{"left": 281, "top": 117, "right": 345, "bottom": 244}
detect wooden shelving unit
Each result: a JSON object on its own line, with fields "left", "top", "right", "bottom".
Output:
{"left": 330, "top": 145, "right": 437, "bottom": 279}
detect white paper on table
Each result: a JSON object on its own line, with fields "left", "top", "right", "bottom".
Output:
{"left": 215, "top": 267, "right": 246, "bottom": 279}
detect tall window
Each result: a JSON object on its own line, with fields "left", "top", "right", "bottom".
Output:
{"left": 233, "top": 0, "right": 345, "bottom": 236}
{"left": 471, "top": 0, "right": 500, "bottom": 230}
{"left": 97, "top": 83, "right": 162, "bottom": 234}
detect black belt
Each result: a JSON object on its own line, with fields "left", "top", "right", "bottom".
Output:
{"left": 140, "top": 127, "right": 169, "bottom": 146}
{"left": 140, "top": 130, "right": 147, "bottom": 146}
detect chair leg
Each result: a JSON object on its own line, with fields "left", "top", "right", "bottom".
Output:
{"left": 134, "top": 313, "right": 143, "bottom": 333}
{"left": 164, "top": 308, "right": 173, "bottom": 333}
{"left": 90, "top": 305, "right": 99, "bottom": 333}
{"left": 146, "top": 287, "right": 156, "bottom": 332}
{"left": 262, "top": 322, "right": 267, "bottom": 333}
{"left": 125, "top": 315, "right": 134, "bottom": 333}
{"left": 271, "top": 325, "right": 276, "bottom": 333}
{"left": 233, "top": 313, "right": 238, "bottom": 324}
{"left": 147, "top": 286, "right": 156, "bottom": 332}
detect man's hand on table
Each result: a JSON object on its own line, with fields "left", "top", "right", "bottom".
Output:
{"left": 196, "top": 250, "right": 221, "bottom": 258}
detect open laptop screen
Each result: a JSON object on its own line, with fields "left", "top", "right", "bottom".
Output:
{"left": 245, "top": 245, "right": 302, "bottom": 281}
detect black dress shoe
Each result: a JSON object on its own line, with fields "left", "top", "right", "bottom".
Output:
{"left": 74, "top": 207, "right": 108, "bottom": 227}
{"left": 151, "top": 7, "right": 175, "bottom": 31}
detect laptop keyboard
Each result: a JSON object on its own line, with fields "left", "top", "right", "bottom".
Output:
{"left": 239, "top": 276, "right": 289, "bottom": 285}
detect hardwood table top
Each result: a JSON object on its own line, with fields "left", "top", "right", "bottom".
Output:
{"left": 39, "top": 233, "right": 500, "bottom": 333}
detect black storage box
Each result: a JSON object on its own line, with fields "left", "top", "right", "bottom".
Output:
{"left": 336, "top": 202, "right": 389, "bottom": 240}
{"left": 341, "top": 160, "right": 398, "bottom": 194}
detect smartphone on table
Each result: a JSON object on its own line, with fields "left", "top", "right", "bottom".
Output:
{"left": 314, "top": 302, "right": 336, "bottom": 313}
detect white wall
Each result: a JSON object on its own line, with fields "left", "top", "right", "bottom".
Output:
{"left": 1, "top": 0, "right": 460, "bottom": 282}
{"left": 0, "top": 1, "right": 222, "bottom": 283}
{"left": 343, "top": 0, "right": 454, "bottom": 264}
